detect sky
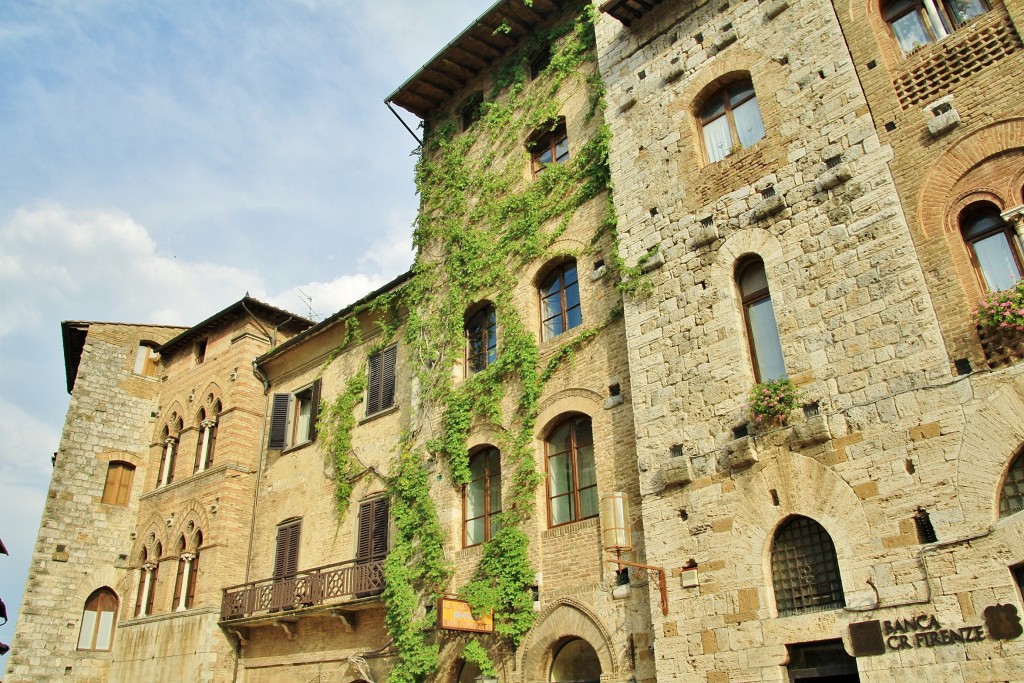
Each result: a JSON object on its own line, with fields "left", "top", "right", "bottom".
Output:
{"left": 0, "top": 0, "right": 494, "bottom": 669}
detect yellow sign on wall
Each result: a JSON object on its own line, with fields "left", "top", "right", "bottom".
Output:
{"left": 438, "top": 597, "right": 494, "bottom": 633}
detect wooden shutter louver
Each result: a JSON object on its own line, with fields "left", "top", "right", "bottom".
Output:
{"left": 268, "top": 394, "right": 290, "bottom": 449}
{"left": 173, "top": 557, "right": 186, "bottom": 607}
{"left": 308, "top": 379, "right": 322, "bottom": 442}
{"left": 381, "top": 346, "right": 397, "bottom": 412}
{"left": 357, "top": 498, "right": 389, "bottom": 561}
{"left": 274, "top": 519, "right": 301, "bottom": 579}
{"left": 367, "top": 353, "right": 382, "bottom": 415}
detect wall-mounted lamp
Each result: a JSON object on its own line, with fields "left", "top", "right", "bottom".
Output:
{"left": 600, "top": 492, "right": 669, "bottom": 615}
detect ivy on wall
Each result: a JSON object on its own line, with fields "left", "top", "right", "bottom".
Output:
{"left": 315, "top": 3, "right": 649, "bottom": 679}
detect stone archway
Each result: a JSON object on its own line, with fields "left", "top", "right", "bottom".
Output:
{"left": 517, "top": 599, "right": 617, "bottom": 683}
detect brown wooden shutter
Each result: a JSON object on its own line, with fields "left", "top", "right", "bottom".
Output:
{"left": 207, "top": 425, "right": 216, "bottom": 468}
{"left": 381, "top": 346, "right": 397, "bottom": 411}
{"left": 274, "top": 519, "right": 301, "bottom": 579}
{"left": 367, "top": 353, "right": 382, "bottom": 415}
{"left": 268, "top": 394, "right": 290, "bottom": 449}
{"left": 156, "top": 449, "right": 167, "bottom": 488}
{"left": 115, "top": 464, "right": 133, "bottom": 505}
{"left": 307, "top": 379, "right": 322, "bottom": 442}
{"left": 357, "top": 498, "right": 389, "bottom": 561}
{"left": 102, "top": 464, "right": 119, "bottom": 504}
{"left": 193, "top": 430, "right": 203, "bottom": 473}
{"left": 185, "top": 550, "right": 199, "bottom": 608}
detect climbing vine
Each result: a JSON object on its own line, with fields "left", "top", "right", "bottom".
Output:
{"left": 314, "top": 3, "right": 653, "bottom": 679}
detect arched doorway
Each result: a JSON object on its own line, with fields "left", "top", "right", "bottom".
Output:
{"left": 549, "top": 638, "right": 601, "bottom": 683}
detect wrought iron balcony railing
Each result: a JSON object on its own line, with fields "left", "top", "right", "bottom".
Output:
{"left": 220, "top": 557, "right": 385, "bottom": 621}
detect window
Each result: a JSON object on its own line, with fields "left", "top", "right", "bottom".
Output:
{"left": 356, "top": 498, "right": 389, "bottom": 597}
{"left": 135, "top": 543, "right": 161, "bottom": 617}
{"left": 529, "top": 119, "right": 569, "bottom": 177}
{"left": 157, "top": 419, "right": 182, "bottom": 487}
{"left": 194, "top": 339, "right": 207, "bottom": 364}
{"left": 999, "top": 448, "right": 1024, "bottom": 518}
{"left": 961, "top": 203, "right": 1023, "bottom": 293}
{"left": 459, "top": 91, "right": 483, "bottom": 131}
{"left": 101, "top": 461, "right": 135, "bottom": 505}
{"left": 274, "top": 518, "right": 302, "bottom": 581}
{"left": 546, "top": 416, "right": 598, "bottom": 527}
{"left": 464, "top": 447, "right": 502, "bottom": 547}
{"left": 193, "top": 401, "right": 220, "bottom": 474}
{"left": 771, "top": 516, "right": 845, "bottom": 616}
{"left": 540, "top": 261, "right": 582, "bottom": 341}
{"left": 77, "top": 588, "right": 118, "bottom": 651}
{"left": 698, "top": 79, "right": 765, "bottom": 164}
{"left": 882, "top": 0, "right": 989, "bottom": 55}
{"left": 465, "top": 304, "right": 498, "bottom": 375}
{"left": 550, "top": 638, "right": 602, "bottom": 683}
{"left": 172, "top": 531, "right": 201, "bottom": 611}
{"left": 269, "top": 380, "right": 321, "bottom": 450}
{"left": 738, "top": 257, "right": 787, "bottom": 382}
{"left": 530, "top": 46, "right": 551, "bottom": 80}
{"left": 366, "top": 346, "right": 397, "bottom": 416}
{"left": 133, "top": 341, "right": 160, "bottom": 376}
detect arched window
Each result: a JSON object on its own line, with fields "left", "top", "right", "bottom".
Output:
{"left": 771, "top": 516, "right": 845, "bottom": 616}
{"left": 135, "top": 543, "right": 161, "bottom": 617}
{"left": 883, "top": 0, "right": 988, "bottom": 55}
{"left": 737, "top": 257, "right": 786, "bottom": 381}
{"left": 157, "top": 419, "right": 182, "bottom": 487}
{"left": 529, "top": 117, "right": 569, "bottom": 177}
{"left": 133, "top": 341, "right": 160, "bottom": 376}
{"left": 193, "top": 401, "right": 220, "bottom": 474}
{"left": 77, "top": 588, "right": 118, "bottom": 650}
{"left": 961, "top": 202, "right": 1023, "bottom": 293}
{"left": 999, "top": 449, "right": 1024, "bottom": 517}
{"left": 466, "top": 304, "right": 498, "bottom": 375}
{"left": 546, "top": 416, "right": 598, "bottom": 527}
{"left": 172, "top": 531, "right": 202, "bottom": 610}
{"left": 697, "top": 79, "right": 765, "bottom": 163}
{"left": 464, "top": 447, "right": 502, "bottom": 547}
{"left": 101, "top": 461, "right": 135, "bottom": 505}
{"left": 550, "top": 638, "right": 602, "bottom": 683}
{"left": 540, "top": 261, "right": 582, "bottom": 341}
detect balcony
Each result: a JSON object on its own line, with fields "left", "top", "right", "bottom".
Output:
{"left": 220, "top": 558, "right": 385, "bottom": 621}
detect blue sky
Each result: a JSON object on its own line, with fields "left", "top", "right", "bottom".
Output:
{"left": 0, "top": 0, "right": 492, "bottom": 667}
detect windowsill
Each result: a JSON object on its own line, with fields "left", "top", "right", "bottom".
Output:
{"left": 538, "top": 327, "right": 585, "bottom": 356}
{"left": 448, "top": 544, "right": 485, "bottom": 561}
{"left": 699, "top": 138, "right": 765, "bottom": 176}
{"left": 281, "top": 439, "right": 315, "bottom": 456}
{"left": 141, "top": 462, "right": 253, "bottom": 500}
{"left": 360, "top": 403, "right": 400, "bottom": 425}
{"left": 543, "top": 516, "right": 599, "bottom": 538}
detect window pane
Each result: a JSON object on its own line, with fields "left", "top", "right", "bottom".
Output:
{"left": 702, "top": 115, "right": 732, "bottom": 163}
{"left": 727, "top": 81, "right": 756, "bottom": 105}
{"left": 579, "top": 486, "right": 599, "bottom": 520}
{"left": 466, "top": 517, "right": 485, "bottom": 546}
{"left": 549, "top": 422, "right": 572, "bottom": 454}
{"left": 551, "top": 494, "right": 573, "bottom": 526}
{"left": 95, "top": 611, "right": 115, "bottom": 650}
{"left": 892, "top": 11, "right": 933, "bottom": 53}
{"left": 733, "top": 97, "right": 765, "bottom": 148}
{"left": 699, "top": 97, "right": 726, "bottom": 121}
{"left": 748, "top": 297, "right": 787, "bottom": 381}
{"left": 555, "top": 135, "right": 569, "bottom": 163}
{"left": 78, "top": 611, "right": 98, "bottom": 649}
{"left": 577, "top": 443, "right": 596, "bottom": 490}
{"left": 466, "top": 477, "right": 484, "bottom": 518}
{"left": 739, "top": 263, "right": 769, "bottom": 297}
{"left": 548, "top": 453, "right": 571, "bottom": 496}
{"left": 973, "top": 232, "right": 1022, "bottom": 292}
{"left": 944, "top": 0, "right": 986, "bottom": 25}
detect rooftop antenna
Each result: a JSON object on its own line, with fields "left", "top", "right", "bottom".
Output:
{"left": 297, "top": 289, "right": 319, "bottom": 321}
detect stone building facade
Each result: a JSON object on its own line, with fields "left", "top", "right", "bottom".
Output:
{"left": 9, "top": 0, "right": 1024, "bottom": 681}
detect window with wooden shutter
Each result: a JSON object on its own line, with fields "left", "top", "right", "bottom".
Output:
{"left": 274, "top": 518, "right": 301, "bottom": 579}
{"left": 101, "top": 461, "right": 134, "bottom": 505}
{"left": 77, "top": 588, "right": 118, "bottom": 651}
{"left": 357, "top": 498, "right": 389, "bottom": 562}
{"left": 268, "top": 393, "right": 290, "bottom": 449}
{"left": 366, "top": 346, "right": 397, "bottom": 416}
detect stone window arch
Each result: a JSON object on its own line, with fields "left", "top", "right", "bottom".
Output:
{"left": 135, "top": 542, "right": 161, "bottom": 617}
{"left": 960, "top": 200, "right": 1023, "bottom": 293}
{"left": 545, "top": 414, "right": 597, "bottom": 527}
{"left": 771, "top": 516, "right": 845, "bottom": 616}
{"left": 172, "top": 529, "right": 202, "bottom": 610}
{"left": 736, "top": 255, "right": 786, "bottom": 381}
{"left": 695, "top": 76, "right": 765, "bottom": 164}
{"left": 539, "top": 260, "right": 582, "bottom": 341}
{"left": 157, "top": 417, "right": 183, "bottom": 487}
{"left": 77, "top": 587, "right": 118, "bottom": 651}
{"left": 999, "top": 447, "right": 1024, "bottom": 518}
{"left": 464, "top": 446, "right": 502, "bottom": 547}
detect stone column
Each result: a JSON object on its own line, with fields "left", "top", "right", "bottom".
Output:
{"left": 197, "top": 420, "right": 216, "bottom": 473}
{"left": 159, "top": 437, "right": 177, "bottom": 486}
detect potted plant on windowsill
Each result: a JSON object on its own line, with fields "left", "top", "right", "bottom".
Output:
{"left": 748, "top": 378, "right": 801, "bottom": 429}
{"left": 976, "top": 280, "right": 1024, "bottom": 368}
